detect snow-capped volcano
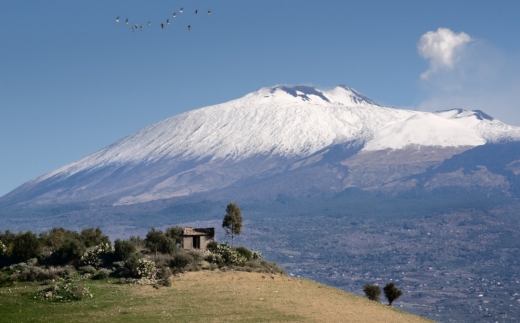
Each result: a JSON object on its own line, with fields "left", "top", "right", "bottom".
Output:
{"left": 2, "top": 85, "right": 520, "bottom": 206}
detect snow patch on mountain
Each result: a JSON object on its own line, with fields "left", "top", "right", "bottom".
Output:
{"left": 363, "top": 112, "right": 486, "bottom": 151}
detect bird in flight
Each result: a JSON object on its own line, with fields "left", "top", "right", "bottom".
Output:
{"left": 116, "top": 6, "right": 213, "bottom": 33}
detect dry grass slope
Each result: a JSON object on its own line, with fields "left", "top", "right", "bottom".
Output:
{"left": 0, "top": 271, "right": 435, "bottom": 323}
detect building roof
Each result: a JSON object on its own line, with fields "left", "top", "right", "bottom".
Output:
{"left": 183, "top": 227, "right": 215, "bottom": 237}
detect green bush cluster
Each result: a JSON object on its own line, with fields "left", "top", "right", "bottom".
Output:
{"left": 35, "top": 282, "right": 93, "bottom": 302}
{"left": 1, "top": 224, "right": 284, "bottom": 297}
{"left": 205, "top": 243, "right": 248, "bottom": 266}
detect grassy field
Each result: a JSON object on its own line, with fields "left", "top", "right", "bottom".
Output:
{"left": 0, "top": 271, "right": 435, "bottom": 323}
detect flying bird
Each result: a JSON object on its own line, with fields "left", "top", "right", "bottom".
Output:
{"left": 180, "top": 7, "right": 183, "bottom": 13}
{"left": 147, "top": 22, "right": 151, "bottom": 26}
{"left": 125, "top": 18, "right": 129, "bottom": 24}
{"left": 172, "top": 13, "right": 177, "bottom": 18}
{"left": 116, "top": 17, "right": 120, "bottom": 22}
{"left": 187, "top": 25, "right": 191, "bottom": 31}
{"left": 195, "top": 9, "right": 198, "bottom": 15}
{"left": 140, "top": 25, "right": 143, "bottom": 31}
{"left": 207, "top": 11, "right": 211, "bottom": 15}
{"left": 161, "top": 23, "right": 164, "bottom": 29}
{"left": 166, "top": 19, "right": 170, "bottom": 25}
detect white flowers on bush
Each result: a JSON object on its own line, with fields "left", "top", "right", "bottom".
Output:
{"left": 207, "top": 243, "right": 247, "bottom": 266}
{"left": 135, "top": 259, "right": 157, "bottom": 279}
{"left": 0, "top": 240, "right": 6, "bottom": 256}
{"left": 80, "top": 242, "right": 114, "bottom": 267}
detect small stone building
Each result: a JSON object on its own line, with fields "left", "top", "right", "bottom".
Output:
{"left": 182, "top": 227, "right": 215, "bottom": 250}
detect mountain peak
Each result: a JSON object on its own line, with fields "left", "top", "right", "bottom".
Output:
{"left": 435, "top": 108, "right": 494, "bottom": 122}
{"left": 248, "top": 85, "right": 379, "bottom": 107}
{"left": 326, "top": 85, "right": 379, "bottom": 106}
{"left": 272, "top": 85, "right": 330, "bottom": 103}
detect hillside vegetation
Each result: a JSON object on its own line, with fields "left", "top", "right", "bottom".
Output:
{"left": 0, "top": 270, "right": 433, "bottom": 323}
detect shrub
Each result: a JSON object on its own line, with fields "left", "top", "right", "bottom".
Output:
{"left": 129, "top": 236, "right": 145, "bottom": 249}
{"left": 234, "top": 246, "right": 253, "bottom": 261}
{"left": 157, "top": 266, "right": 172, "bottom": 280}
{"left": 0, "top": 240, "right": 6, "bottom": 256}
{"left": 35, "top": 282, "right": 93, "bottom": 301}
{"left": 121, "top": 253, "right": 140, "bottom": 277}
{"left": 79, "top": 227, "right": 109, "bottom": 248}
{"left": 12, "top": 231, "right": 40, "bottom": 263}
{"left": 96, "top": 268, "right": 111, "bottom": 280}
{"left": 80, "top": 242, "right": 114, "bottom": 268}
{"left": 8, "top": 266, "right": 73, "bottom": 282}
{"left": 165, "top": 226, "right": 183, "bottom": 245}
{"left": 135, "top": 259, "right": 157, "bottom": 278}
{"left": 383, "top": 283, "right": 403, "bottom": 306}
{"left": 206, "top": 241, "right": 218, "bottom": 252}
{"left": 159, "top": 277, "right": 172, "bottom": 287}
{"left": 363, "top": 283, "right": 381, "bottom": 302}
{"left": 145, "top": 229, "right": 176, "bottom": 254}
{"left": 78, "top": 265, "right": 97, "bottom": 275}
{"left": 39, "top": 228, "right": 80, "bottom": 252}
{"left": 53, "top": 239, "right": 86, "bottom": 266}
{"left": 169, "top": 253, "right": 194, "bottom": 271}
{"left": 114, "top": 239, "right": 136, "bottom": 261}
{"left": 205, "top": 243, "right": 247, "bottom": 267}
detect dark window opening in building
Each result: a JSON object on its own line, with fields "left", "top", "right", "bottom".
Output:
{"left": 193, "top": 236, "right": 200, "bottom": 249}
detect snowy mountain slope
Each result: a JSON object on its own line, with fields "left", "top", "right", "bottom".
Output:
{"left": 2, "top": 84, "right": 520, "bottom": 206}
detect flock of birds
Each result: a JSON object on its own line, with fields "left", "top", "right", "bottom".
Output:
{"left": 116, "top": 7, "right": 211, "bottom": 32}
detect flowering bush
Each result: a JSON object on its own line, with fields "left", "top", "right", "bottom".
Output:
{"left": 205, "top": 243, "right": 247, "bottom": 267}
{"left": 80, "top": 242, "right": 114, "bottom": 268}
{"left": 35, "top": 282, "right": 93, "bottom": 301}
{"left": 0, "top": 240, "right": 6, "bottom": 257}
{"left": 252, "top": 251, "right": 262, "bottom": 259}
{"left": 134, "top": 259, "right": 157, "bottom": 279}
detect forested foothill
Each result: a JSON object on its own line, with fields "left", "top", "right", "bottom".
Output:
{"left": 0, "top": 226, "right": 283, "bottom": 301}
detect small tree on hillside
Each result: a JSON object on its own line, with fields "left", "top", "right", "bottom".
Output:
{"left": 363, "top": 283, "right": 381, "bottom": 302}
{"left": 222, "top": 203, "right": 242, "bottom": 247}
{"left": 165, "top": 226, "right": 183, "bottom": 246}
{"left": 383, "top": 282, "right": 403, "bottom": 306}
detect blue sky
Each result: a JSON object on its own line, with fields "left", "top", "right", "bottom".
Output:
{"left": 1, "top": 0, "right": 520, "bottom": 196}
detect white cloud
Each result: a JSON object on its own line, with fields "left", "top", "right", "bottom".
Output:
{"left": 418, "top": 27, "right": 472, "bottom": 80}
{"left": 416, "top": 36, "right": 520, "bottom": 126}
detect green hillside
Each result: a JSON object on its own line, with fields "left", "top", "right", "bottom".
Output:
{"left": 0, "top": 270, "right": 434, "bottom": 323}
